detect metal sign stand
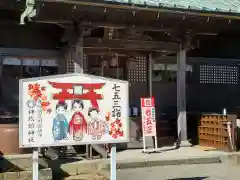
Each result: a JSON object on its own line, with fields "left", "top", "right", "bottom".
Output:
{"left": 110, "top": 144, "right": 117, "bottom": 180}
{"left": 152, "top": 107, "right": 158, "bottom": 152}
{"left": 154, "top": 134, "right": 158, "bottom": 151}
{"left": 142, "top": 132, "right": 147, "bottom": 153}
{"left": 32, "top": 147, "right": 39, "bottom": 180}
{"left": 110, "top": 54, "right": 118, "bottom": 180}
{"left": 142, "top": 134, "right": 158, "bottom": 153}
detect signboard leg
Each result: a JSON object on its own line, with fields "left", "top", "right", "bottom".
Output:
{"left": 32, "top": 147, "right": 39, "bottom": 180}
{"left": 142, "top": 136, "right": 146, "bottom": 153}
{"left": 110, "top": 144, "right": 117, "bottom": 180}
{"left": 154, "top": 135, "right": 158, "bottom": 151}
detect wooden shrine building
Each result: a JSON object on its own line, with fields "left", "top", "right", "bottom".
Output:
{"left": 1, "top": 0, "right": 240, "bottom": 153}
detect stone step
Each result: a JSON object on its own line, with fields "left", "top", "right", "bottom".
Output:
{"left": 157, "top": 136, "right": 175, "bottom": 146}
{"left": 0, "top": 168, "right": 52, "bottom": 180}
{"left": 64, "top": 174, "right": 93, "bottom": 180}
{"left": 63, "top": 171, "right": 109, "bottom": 180}
{"left": 64, "top": 174, "right": 109, "bottom": 180}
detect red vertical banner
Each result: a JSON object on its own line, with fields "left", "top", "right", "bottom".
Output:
{"left": 141, "top": 97, "right": 156, "bottom": 137}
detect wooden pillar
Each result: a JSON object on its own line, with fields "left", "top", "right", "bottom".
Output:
{"left": 64, "top": 25, "right": 84, "bottom": 74}
{"left": 148, "top": 53, "right": 153, "bottom": 97}
{"left": 0, "top": 53, "right": 3, "bottom": 77}
{"left": 177, "top": 45, "right": 191, "bottom": 147}
{"left": 75, "top": 32, "right": 84, "bottom": 73}
{"left": 58, "top": 53, "right": 67, "bottom": 74}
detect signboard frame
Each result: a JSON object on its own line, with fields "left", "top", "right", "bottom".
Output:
{"left": 140, "top": 97, "right": 157, "bottom": 152}
{"left": 19, "top": 73, "right": 129, "bottom": 148}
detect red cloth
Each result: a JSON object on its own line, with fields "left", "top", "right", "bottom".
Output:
{"left": 69, "top": 112, "right": 87, "bottom": 134}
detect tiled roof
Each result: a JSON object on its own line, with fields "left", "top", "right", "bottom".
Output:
{"left": 104, "top": 0, "right": 240, "bottom": 13}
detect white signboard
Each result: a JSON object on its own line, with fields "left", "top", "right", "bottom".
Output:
{"left": 141, "top": 97, "right": 156, "bottom": 137}
{"left": 140, "top": 97, "right": 157, "bottom": 152}
{"left": 19, "top": 73, "right": 129, "bottom": 148}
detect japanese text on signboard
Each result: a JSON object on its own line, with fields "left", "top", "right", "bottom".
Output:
{"left": 26, "top": 99, "right": 44, "bottom": 143}
{"left": 109, "top": 84, "right": 124, "bottom": 139}
{"left": 141, "top": 97, "right": 156, "bottom": 137}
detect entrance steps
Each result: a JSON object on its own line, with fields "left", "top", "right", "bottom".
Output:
{"left": 63, "top": 172, "right": 109, "bottom": 180}
{"left": 64, "top": 174, "right": 108, "bottom": 180}
{"left": 156, "top": 120, "right": 176, "bottom": 147}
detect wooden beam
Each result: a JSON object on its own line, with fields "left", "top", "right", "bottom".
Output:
{"left": 35, "top": 15, "right": 223, "bottom": 34}
{"left": 80, "top": 19, "right": 231, "bottom": 35}
{"left": 83, "top": 37, "right": 179, "bottom": 52}
{"left": 33, "top": 18, "right": 223, "bottom": 37}
{"left": 152, "top": 52, "right": 175, "bottom": 61}
{"left": 34, "top": 18, "right": 171, "bottom": 32}
{"left": 0, "top": 47, "right": 61, "bottom": 57}
{"left": 80, "top": 20, "right": 171, "bottom": 32}
{"left": 83, "top": 48, "right": 150, "bottom": 57}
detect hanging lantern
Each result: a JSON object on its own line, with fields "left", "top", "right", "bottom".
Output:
{"left": 109, "top": 55, "right": 117, "bottom": 67}
{"left": 101, "top": 59, "right": 109, "bottom": 68}
{"left": 127, "top": 57, "right": 137, "bottom": 70}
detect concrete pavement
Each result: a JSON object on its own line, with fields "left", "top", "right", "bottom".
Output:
{"left": 1, "top": 146, "right": 234, "bottom": 169}
{"left": 2, "top": 146, "right": 240, "bottom": 179}
{"left": 55, "top": 146, "right": 229, "bottom": 174}
{"left": 117, "top": 163, "right": 240, "bottom": 180}
{"left": 116, "top": 146, "right": 229, "bottom": 161}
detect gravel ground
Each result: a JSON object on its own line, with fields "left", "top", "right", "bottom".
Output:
{"left": 117, "top": 163, "right": 240, "bottom": 180}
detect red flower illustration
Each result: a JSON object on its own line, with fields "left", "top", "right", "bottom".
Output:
{"left": 28, "top": 84, "right": 33, "bottom": 90}
{"left": 115, "top": 119, "right": 122, "bottom": 127}
{"left": 105, "top": 112, "right": 110, "bottom": 121}
{"left": 41, "top": 101, "right": 50, "bottom": 107}
{"left": 112, "top": 133, "right": 118, "bottom": 139}
{"left": 27, "top": 83, "right": 51, "bottom": 113}
{"left": 111, "top": 123, "right": 115, "bottom": 128}
{"left": 109, "top": 119, "right": 124, "bottom": 138}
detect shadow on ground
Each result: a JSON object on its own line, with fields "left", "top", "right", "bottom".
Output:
{"left": 0, "top": 157, "right": 23, "bottom": 172}
{"left": 160, "top": 146, "right": 178, "bottom": 152}
{"left": 0, "top": 154, "right": 86, "bottom": 179}
{"left": 44, "top": 157, "right": 83, "bottom": 180}
{"left": 167, "top": 177, "right": 208, "bottom": 180}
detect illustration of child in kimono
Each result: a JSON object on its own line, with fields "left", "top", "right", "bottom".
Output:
{"left": 88, "top": 107, "right": 107, "bottom": 140}
{"left": 69, "top": 99, "right": 87, "bottom": 141}
{"left": 52, "top": 100, "right": 68, "bottom": 141}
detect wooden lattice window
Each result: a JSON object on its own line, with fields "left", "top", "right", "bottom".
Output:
{"left": 66, "top": 48, "right": 75, "bottom": 73}
{"left": 66, "top": 49, "right": 88, "bottom": 73}
{"left": 199, "top": 64, "right": 238, "bottom": 84}
{"left": 128, "top": 56, "right": 147, "bottom": 82}
{"left": 83, "top": 54, "right": 88, "bottom": 73}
